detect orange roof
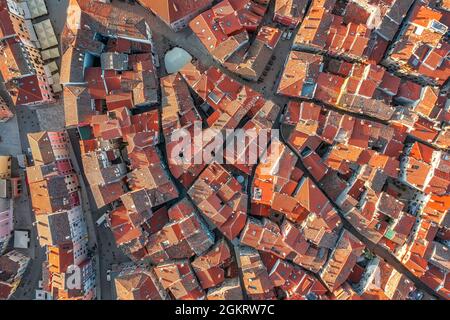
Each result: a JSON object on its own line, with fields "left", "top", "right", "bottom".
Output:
{"left": 294, "top": 2, "right": 334, "bottom": 50}
{"left": 274, "top": 0, "right": 309, "bottom": 27}
{"left": 140, "top": 0, "right": 212, "bottom": 26}
{"left": 154, "top": 260, "right": 205, "bottom": 300}
{"left": 415, "top": 87, "right": 439, "bottom": 117}
{"left": 191, "top": 240, "right": 231, "bottom": 289}
{"left": 314, "top": 72, "right": 346, "bottom": 105}
{"left": 109, "top": 206, "right": 143, "bottom": 245}
{"left": 320, "top": 230, "right": 365, "bottom": 292}
{"left": 397, "top": 81, "right": 423, "bottom": 103}
{"left": 277, "top": 51, "right": 323, "bottom": 98}
{"left": 411, "top": 116, "right": 439, "bottom": 142}
{"left": 423, "top": 194, "right": 450, "bottom": 223}
{"left": 48, "top": 245, "right": 75, "bottom": 274}
{"left": 326, "top": 16, "right": 371, "bottom": 58}
{"left": 410, "top": 5, "right": 443, "bottom": 28}
{"left": 409, "top": 141, "right": 435, "bottom": 164}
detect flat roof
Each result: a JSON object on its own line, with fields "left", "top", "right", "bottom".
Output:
{"left": 14, "top": 230, "right": 30, "bottom": 249}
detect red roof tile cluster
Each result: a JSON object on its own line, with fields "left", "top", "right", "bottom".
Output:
{"left": 402, "top": 215, "right": 450, "bottom": 299}
{"left": 326, "top": 15, "right": 372, "bottom": 59}
{"left": 0, "top": 5, "right": 55, "bottom": 106}
{"left": 252, "top": 140, "right": 340, "bottom": 223}
{"left": 189, "top": 1, "right": 284, "bottom": 81}
{"left": 293, "top": 0, "right": 418, "bottom": 63}
{"left": 281, "top": 102, "right": 431, "bottom": 252}
{"left": 54, "top": 0, "right": 450, "bottom": 301}
{"left": 319, "top": 230, "right": 365, "bottom": 292}
{"left": 248, "top": 140, "right": 345, "bottom": 272}
{"left": 138, "top": 0, "right": 213, "bottom": 32}
{"left": 269, "top": 259, "right": 328, "bottom": 299}
{"left": 279, "top": 91, "right": 448, "bottom": 299}
{"left": 315, "top": 72, "right": 346, "bottom": 106}
{"left": 188, "top": 163, "right": 248, "bottom": 240}
{"left": 369, "top": 0, "right": 415, "bottom": 42}
{"left": 358, "top": 259, "right": 418, "bottom": 300}
{"left": 241, "top": 217, "right": 330, "bottom": 272}
{"left": 0, "top": 37, "right": 29, "bottom": 81}
{"left": 62, "top": 0, "right": 159, "bottom": 127}
{"left": 279, "top": 56, "right": 401, "bottom": 121}
{"left": 114, "top": 262, "right": 169, "bottom": 300}
{"left": 207, "top": 277, "right": 244, "bottom": 299}
{"left": 109, "top": 206, "right": 148, "bottom": 253}
{"left": 401, "top": 141, "right": 443, "bottom": 192}
{"left": 189, "top": 0, "right": 269, "bottom": 63}
{"left": 83, "top": 52, "right": 158, "bottom": 106}
{"left": 144, "top": 199, "right": 215, "bottom": 263}
{"left": 80, "top": 106, "right": 179, "bottom": 213}
{"left": 224, "top": 101, "right": 280, "bottom": 174}
{"left": 423, "top": 194, "right": 450, "bottom": 226}
{"left": 173, "top": 61, "right": 269, "bottom": 182}
{"left": 154, "top": 260, "right": 205, "bottom": 300}
{"left": 277, "top": 51, "right": 323, "bottom": 99}
{"left": 336, "top": 63, "right": 399, "bottom": 120}
{"left": 192, "top": 239, "right": 233, "bottom": 289}
{"left": 274, "top": 0, "right": 309, "bottom": 28}
{"left": 293, "top": 0, "right": 336, "bottom": 51}
{"left": 181, "top": 62, "right": 265, "bottom": 126}
{"left": 27, "top": 131, "right": 80, "bottom": 215}
{"left": 0, "top": 250, "right": 30, "bottom": 300}
{"left": 161, "top": 74, "right": 206, "bottom": 187}
{"left": 27, "top": 130, "right": 95, "bottom": 300}
{"left": 228, "top": 26, "right": 282, "bottom": 81}
{"left": 239, "top": 247, "right": 276, "bottom": 300}
{"left": 65, "top": 0, "right": 151, "bottom": 42}
{"left": 386, "top": 3, "right": 450, "bottom": 85}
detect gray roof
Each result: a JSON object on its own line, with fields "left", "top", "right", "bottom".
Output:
{"left": 101, "top": 52, "right": 129, "bottom": 71}
{"left": 47, "top": 211, "right": 72, "bottom": 245}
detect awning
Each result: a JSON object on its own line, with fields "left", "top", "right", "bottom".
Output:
{"left": 46, "top": 61, "right": 58, "bottom": 73}
{"left": 41, "top": 47, "right": 60, "bottom": 60}
{"left": 25, "top": 0, "right": 48, "bottom": 19}
{"left": 33, "top": 19, "right": 58, "bottom": 50}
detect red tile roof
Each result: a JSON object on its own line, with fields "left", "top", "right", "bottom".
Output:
{"left": 139, "top": 0, "right": 212, "bottom": 26}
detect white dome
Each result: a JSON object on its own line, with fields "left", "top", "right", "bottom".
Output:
{"left": 164, "top": 47, "right": 192, "bottom": 74}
